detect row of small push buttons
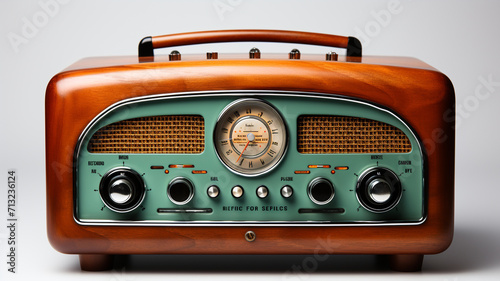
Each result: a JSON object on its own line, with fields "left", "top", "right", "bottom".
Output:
{"left": 206, "top": 185, "right": 294, "bottom": 199}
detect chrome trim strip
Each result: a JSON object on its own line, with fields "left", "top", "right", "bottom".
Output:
{"left": 157, "top": 208, "right": 213, "bottom": 214}
{"left": 73, "top": 90, "right": 427, "bottom": 227}
{"left": 77, "top": 219, "right": 426, "bottom": 227}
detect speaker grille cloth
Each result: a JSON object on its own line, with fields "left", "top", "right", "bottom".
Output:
{"left": 297, "top": 116, "right": 411, "bottom": 154}
{"left": 88, "top": 115, "right": 204, "bottom": 154}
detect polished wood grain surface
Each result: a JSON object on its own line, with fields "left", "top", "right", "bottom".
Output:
{"left": 46, "top": 53, "right": 454, "bottom": 270}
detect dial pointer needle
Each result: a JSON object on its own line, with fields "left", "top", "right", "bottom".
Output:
{"left": 236, "top": 140, "right": 250, "bottom": 163}
{"left": 236, "top": 133, "right": 255, "bottom": 163}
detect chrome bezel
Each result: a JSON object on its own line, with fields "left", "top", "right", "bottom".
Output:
{"left": 307, "top": 177, "right": 335, "bottom": 205}
{"left": 98, "top": 167, "right": 146, "bottom": 214}
{"left": 167, "top": 177, "right": 195, "bottom": 205}
{"left": 213, "top": 98, "right": 289, "bottom": 177}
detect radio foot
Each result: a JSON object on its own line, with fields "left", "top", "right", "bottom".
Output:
{"left": 389, "top": 254, "right": 423, "bottom": 272}
{"left": 79, "top": 254, "right": 115, "bottom": 271}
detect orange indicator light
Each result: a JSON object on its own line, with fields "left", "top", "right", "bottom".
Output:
{"left": 164, "top": 170, "right": 169, "bottom": 174}
{"left": 294, "top": 170, "right": 310, "bottom": 174}
{"left": 331, "top": 170, "right": 336, "bottom": 174}
{"left": 308, "top": 165, "right": 331, "bottom": 169}
{"left": 192, "top": 170, "right": 207, "bottom": 174}
{"left": 335, "top": 166, "right": 349, "bottom": 170}
{"left": 168, "top": 164, "right": 195, "bottom": 168}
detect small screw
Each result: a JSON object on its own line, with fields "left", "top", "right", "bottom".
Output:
{"left": 245, "top": 231, "right": 256, "bottom": 242}
{"left": 169, "top": 50, "right": 181, "bottom": 61}
{"left": 206, "top": 52, "right": 218, "bottom": 59}
{"left": 326, "top": 51, "right": 338, "bottom": 61}
{"left": 249, "top": 47, "right": 261, "bottom": 59}
{"left": 289, "top": 49, "right": 301, "bottom": 59}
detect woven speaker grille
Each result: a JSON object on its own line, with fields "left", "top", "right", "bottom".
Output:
{"left": 297, "top": 116, "right": 411, "bottom": 154}
{"left": 88, "top": 115, "right": 204, "bottom": 154}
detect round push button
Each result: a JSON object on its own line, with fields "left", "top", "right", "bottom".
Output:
{"left": 256, "top": 186, "right": 268, "bottom": 199}
{"left": 207, "top": 185, "right": 220, "bottom": 198}
{"left": 232, "top": 185, "right": 244, "bottom": 198}
{"left": 281, "top": 185, "right": 293, "bottom": 198}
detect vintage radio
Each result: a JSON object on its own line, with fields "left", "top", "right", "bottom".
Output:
{"left": 45, "top": 30, "right": 454, "bottom": 272}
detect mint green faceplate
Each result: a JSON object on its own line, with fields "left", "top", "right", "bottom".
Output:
{"left": 75, "top": 92, "right": 425, "bottom": 225}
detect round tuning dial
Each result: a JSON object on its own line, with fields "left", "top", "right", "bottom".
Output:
{"left": 99, "top": 167, "right": 146, "bottom": 213}
{"left": 214, "top": 99, "right": 288, "bottom": 177}
{"left": 356, "top": 167, "right": 402, "bottom": 213}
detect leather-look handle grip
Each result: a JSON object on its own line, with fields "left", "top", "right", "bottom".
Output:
{"left": 138, "top": 30, "right": 361, "bottom": 62}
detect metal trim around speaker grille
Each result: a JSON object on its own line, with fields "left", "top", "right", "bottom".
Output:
{"left": 87, "top": 115, "right": 205, "bottom": 154}
{"left": 297, "top": 115, "right": 411, "bottom": 154}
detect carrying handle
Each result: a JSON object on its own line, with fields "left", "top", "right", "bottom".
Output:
{"left": 138, "top": 30, "right": 361, "bottom": 62}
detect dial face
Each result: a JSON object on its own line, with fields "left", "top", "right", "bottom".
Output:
{"left": 214, "top": 99, "right": 288, "bottom": 176}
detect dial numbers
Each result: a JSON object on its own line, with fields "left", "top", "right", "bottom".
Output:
{"left": 214, "top": 99, "right": 288, "bottom": 176}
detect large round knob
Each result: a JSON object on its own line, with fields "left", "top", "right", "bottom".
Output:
{"left": 367, "top": 178, "right": 392, "bottom": 203}
{"left": 99, "top": 168, "right": 146, "bottom": 213}
{"left": 167, "top": 177, "right": 195, "bottom": 205}
{"left": 308, "top": 178, "right": 335, "bottom": 205}
{"left": 109, "top": 178, "right": 133, "bottom": 204}
{"left": 356, "top": 167, "right": 402, "bottom": 213}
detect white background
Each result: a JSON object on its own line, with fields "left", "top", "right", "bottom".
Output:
{"left": 1, "top": 0, "right": 500, "bottom": 280}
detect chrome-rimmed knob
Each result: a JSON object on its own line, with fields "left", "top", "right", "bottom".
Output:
{"left": 167, "top": 177, "right": 195, "bottom": 205}
{"left": 368, "top": 178, "right": 392, "bottom": 203}
{"left": 99, "top": 167, "right": 146, "bottom": 213}
{"left": 356, "top": 167, "right": 402, "bottom": 213}
{"left": 109, "top": 178, "right": 133, "bottom": 204}
{"left": 307, "top": 178, "right": 335, "bottom": 205}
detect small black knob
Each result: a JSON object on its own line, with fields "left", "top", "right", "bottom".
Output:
{"left": 308, "top": 178, "right": 335, "bottom": 205}
{"left": 99, "top": 168, "right": 145, "bottom": 213}
{"left": 167, "top": 177, "right": 195, "bottom": 205}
